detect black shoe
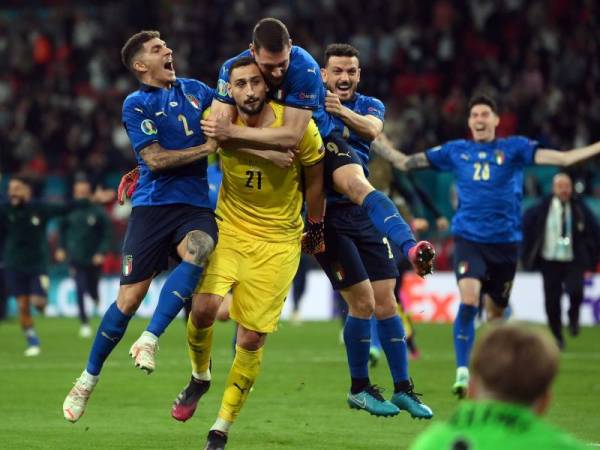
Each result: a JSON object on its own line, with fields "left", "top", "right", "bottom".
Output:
{"left": 171, "top": 376, "right": 211, "bottom": 421}
{"left": 569, "top": 322, "right": 580, "bottom": 337}
{"left": 204, "top": 430, "right": 227, "bottom": 450}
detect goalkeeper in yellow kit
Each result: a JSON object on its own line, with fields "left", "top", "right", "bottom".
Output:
{"left": 170, "top": 56, "right": 325, "bottom": 450}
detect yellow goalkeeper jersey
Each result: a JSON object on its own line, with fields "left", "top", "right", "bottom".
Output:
{"left": 216, "top": 101, "right": 324, "bottom": 242}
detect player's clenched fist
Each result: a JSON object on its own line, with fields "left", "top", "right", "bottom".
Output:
{"left": 324, "top": 90, "right": 343, "bottom": 116}
{"left": 301, "top": 218, "right": 325, "bottom": 254}
{"left": 408, "top": 240, "right": 436, "bottom": 278}
{"left": 117, "top": 166, "right": 139, "bottom": 205}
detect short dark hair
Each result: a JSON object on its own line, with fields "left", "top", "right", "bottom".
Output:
{"left": 252, "top": 18, "right": 290, "bottom": 53}
{"left": 324, "top": 43, "right": 359, "bottom": 65}
{"left": 471, "top": 324, "right": 559, "bottom": 406}
{"left": 468, "top": 94, "right": 498, "bottom": 114}
{"left": 10, "top": 174, "right": 34, "bottom": 187}
{"left": 121, "top": 30, "right": 160, "bottom": 72}
{"left": 229, "top": 56, "right": 260, "bottom": 78}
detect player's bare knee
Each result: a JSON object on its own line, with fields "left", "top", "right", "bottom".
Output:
{"left": 348, "top": 296, "right": 375, "bottom": 318}
{"left": 191, "top": 296, "right": 219, "bottom": 328}
{"left": 116, "top": 287, "right": 146, "bottom": 315}
{"left": 184, "top": 230, "right": 214, "bottom": 266}
{"left": 373, "top": 298, "right": 397, "bottom": 319}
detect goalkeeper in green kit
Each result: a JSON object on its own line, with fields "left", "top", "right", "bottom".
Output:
{"left": 410, "top": 324, "right": 587, "bottom": 450}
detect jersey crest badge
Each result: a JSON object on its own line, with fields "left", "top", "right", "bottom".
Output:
{"left": 272, "top": 88, "right": 284, "bottom": 101}
{"left": 186, "top": 94, "right": 201, "bottom": 109}
{"left": 458, "top": 261, "right": 469, "bottom": 275}
{"left": 494, "top": 150, "right": 505, "bottom": 165}
{"left": 140, "top": 119, "right": 157, "bottom": 135}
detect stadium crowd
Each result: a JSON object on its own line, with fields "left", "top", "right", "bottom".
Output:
{"left": 1, "top": 1, "right": 599, "bottom": 177}
{"left": 0, "top": 0, "right": 599, "bottom": 271}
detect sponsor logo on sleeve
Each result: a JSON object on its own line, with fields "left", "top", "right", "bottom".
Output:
{"left": 140, "top": 119, "right": 157, "bottom": 135}
{"left": 217, "top": 79, "right": 228, "bottom": 97}
{"left": 298, "top": 92, "right": 316, "bottom": 100}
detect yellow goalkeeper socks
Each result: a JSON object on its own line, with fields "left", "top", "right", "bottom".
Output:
{"left": 217, "top": 344, "right": 263, "bottom": 423}
{"left": 187, "top": 316, "right": 213, "bottom": 376}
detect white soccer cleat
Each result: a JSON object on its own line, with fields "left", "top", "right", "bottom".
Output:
{"left": 79, "top": 324, "right": 92, "bottom": 338}
{"left": 63, "top": 370, "right": 98, "bottom": 422}
{"left": 129, "top": 332, "right": 159, "bottom": 374}
{"left": 24, "top": 346, "right": 41, "bottom": 357}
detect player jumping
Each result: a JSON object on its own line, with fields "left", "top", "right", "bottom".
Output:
{"left": 62, "top": 30, "right": 218, "bottom": 422}
{"left": 316, "top": 43, "right": 433, "bottom": 418}
{"left": 377, "top": 94, "right": 600, "bottom": 398}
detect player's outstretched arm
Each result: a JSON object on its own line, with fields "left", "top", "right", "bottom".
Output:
{"left": 140, "top": 140, "right": 217, "bottom": 173}
{"left": 371, "top": 133, "right": 431, "bottom": 171}
{"left": 203, "top": 106, "right": 312, "bottom": 149}
{"left": 302, "top": 159, "right": 326, "bottom": 254}
{"left": 325, "top": 91, "right": 382, "bottom": 140}
{"left": 534, "top": 141, "right": 600, "bottom": 166}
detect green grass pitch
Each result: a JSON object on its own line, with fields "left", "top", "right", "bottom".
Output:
{"left": 0, "top": 318, "right": 598, "bottom": 449}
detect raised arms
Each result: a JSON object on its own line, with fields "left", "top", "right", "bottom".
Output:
{"left": 370, "top": 133, "right": 431, "bottom": 171}
{"left": 534, "top": 141, "right": 600, "bottom": 166}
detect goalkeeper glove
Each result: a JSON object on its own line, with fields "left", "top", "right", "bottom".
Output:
{"left": 301, "top": 218, "right": 325, "bottom": 254}
{"left": 117, "top": 167, "right": 139, "bottom": 205}
{"left": 408, "top": 241, "right": 436, "bottom": 278}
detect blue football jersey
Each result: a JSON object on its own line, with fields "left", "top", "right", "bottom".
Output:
{"left": 425, "top": 136, "right": 539, "bottom": 243}
{"left": 215, "top": 46, "right": 335, "bottom": 138}
{"left": 122, "top": 78, "right": 214, "bottom": 208}
{"left": 327, "top": 92, "right": 385, "bottom": 204}
{"left": 333, "top": 92, "right": 385, "bottom": 176}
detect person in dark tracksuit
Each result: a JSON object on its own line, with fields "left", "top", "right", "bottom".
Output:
{"left": 1, "top": 175, "right": 71, "bottom": 356}
{"left": 55, "top": 177, "right": 112, "bottom": 338}
{"left": 522, "top": 173, "right": 600, "bottom": 349}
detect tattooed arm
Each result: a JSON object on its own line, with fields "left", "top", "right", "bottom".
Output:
{"left": 371, "top": 133, "right": 430, "bottom": 171}
{"left": 140, "top": 139, "right": 217, "bottom": 173}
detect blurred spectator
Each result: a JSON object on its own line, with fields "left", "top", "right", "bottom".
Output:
{"left": 55, "top": 176, "right": 112, "bottom": 338}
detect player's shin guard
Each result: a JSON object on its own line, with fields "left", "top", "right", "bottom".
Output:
{"left": 361, "top": 190, "right": 416, "bottom": 257}
{"left": 147, "top": 261, "right": 203, "bottom": 337}
{"left": 344, "top": 316, "right": 371, "bottom": 392}
{"left": 453, "top": 303, "right": 478, "bottom": 367}
{"left": 187, "top": 316, "right": 214, "bottom": 376}
{"left": 86, "top": 302, "right": 132, "bottom": 376}
{"left": 377, "top": 316, "right": 409, "bottom": 385}
{"left": 217, "top": 345, "right": 263, "bottom": 423}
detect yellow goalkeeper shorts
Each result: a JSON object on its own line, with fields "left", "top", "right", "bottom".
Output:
{"left": 195, "top": 228, "right": 300, "bottom": 333}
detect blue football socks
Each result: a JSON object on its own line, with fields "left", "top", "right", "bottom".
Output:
{"left": 344, "top": 316, "right": 371, "bottom": 380}
{"left": 146, "top": 261, "right": 203, "bottom": 337}
{"left": 453, "top": 303, "right": 478, "bottom": 367}
{"left": 361, "top": 190, "right": 416, "bottom": 257}
{"left": 86, "top": 302, "right": 132, "bottom": 376}
{"left": 377, "top": 315, "right": 409, "bottom": 383}
{"left": 24, "top": 327, "right": 40, "bottom": 347}
{"left": 369, "top": 316, "right": 382, "bottom": 352}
